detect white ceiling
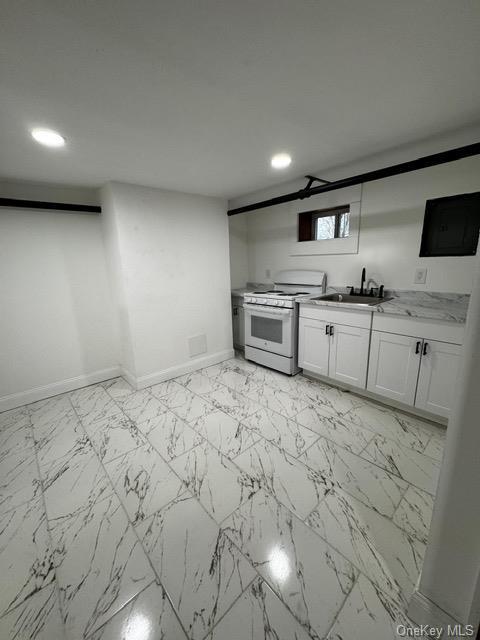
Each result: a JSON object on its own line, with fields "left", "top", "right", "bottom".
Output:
{"left": 1, "top": 0, "right": 479, "bottom": 199}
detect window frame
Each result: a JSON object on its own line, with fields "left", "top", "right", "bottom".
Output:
{"left": 298, "top": 205, "right": 350, "bottom": 242}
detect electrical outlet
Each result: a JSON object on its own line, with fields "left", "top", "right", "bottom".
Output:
{"left": 265, "top": 269, "right": 271, "bottom": 279}
{"left": 414, "top": 268, "right": 427, "bottom": 284}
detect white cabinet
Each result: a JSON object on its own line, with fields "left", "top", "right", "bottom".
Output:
{"left": 367, "top": 331, "right": 420, "bottom": 404}
{"left": 368, "top": 330, "right": 462, "bottom": 418}
{"left": 298, "top": 308, "right": 370, "bottom": 389}
{"left": 415, "top": 340, "right": 462, "bottom": 418}
{"left": 298, "top": 317, "right": 330, "bottom": 376}
{"left": 329, "top": 323, "right": 371, "bottom": 388}
{"left": 232, "top": 301, "right": 245, "bottom": 348}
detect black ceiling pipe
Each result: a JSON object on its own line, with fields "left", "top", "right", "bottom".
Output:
{"left": 0, "top": 197, "right": 101, "bottom": 213}
{"left": 228, "top": 142, "right": 480, "bottom": 216}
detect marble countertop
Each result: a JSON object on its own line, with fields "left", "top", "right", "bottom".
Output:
{"left": 299, "top": 290, "right": 469, "bottom": 324}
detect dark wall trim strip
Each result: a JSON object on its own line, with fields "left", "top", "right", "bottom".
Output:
{"left": 228, "top": 142, "right": 480, "bottom": 216}
{"left": 0, "top": 197, "right": 101, "bottom": 213}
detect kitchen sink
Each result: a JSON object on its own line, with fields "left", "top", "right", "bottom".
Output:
{"left": 311, "top": 293, "right": 391, "bottom": 306}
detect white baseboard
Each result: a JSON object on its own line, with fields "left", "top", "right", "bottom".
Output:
{"left": 0, "top": 366, "right": 122, "bottom": 413}
{"left": 134, "top": 349, "right": 235, "bottom": 390}
{"left": 120, "top": 366, "right": 138, "bottom": 390}
{"left": 408, "top": 591, "right": 461, "bottom": 633}
{"left": 0, "top": 349, "right": 235, "bottom": 412}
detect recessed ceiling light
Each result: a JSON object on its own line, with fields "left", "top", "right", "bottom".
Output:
{"left": 271, "top": 152, "right": 292, "bottom": 169}
{"left": 31, "top": 128, "right": 66, "bottom": 148}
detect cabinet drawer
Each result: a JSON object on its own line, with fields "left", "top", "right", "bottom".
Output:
{"left": 372, "top": 314, "right": 464, "bottom": 345}
{"left": 299, "top": 304, "right": 372, "bottom": 329}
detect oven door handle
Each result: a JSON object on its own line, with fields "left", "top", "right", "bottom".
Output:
{"left": 244, "top": 303, "right": 293, "bottom": 317}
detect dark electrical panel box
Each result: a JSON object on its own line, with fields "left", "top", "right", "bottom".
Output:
{"left": 419, "top": 191, "right": 480, "bottom": 257}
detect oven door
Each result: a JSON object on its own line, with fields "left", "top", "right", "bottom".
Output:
{"left": 244, "top": 303, "right": 295, "bottom": 357}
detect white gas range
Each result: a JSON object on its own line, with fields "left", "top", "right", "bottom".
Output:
{"left": 244, "top": 270, "right": 326, "bottom": 375}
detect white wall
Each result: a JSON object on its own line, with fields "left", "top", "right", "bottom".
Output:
{"left": 101, "top": 182, "right": 233, "bottom": 386}
{"left": 229, "top": 128, "right": 480, "bottom": 293}
{"left": 228, "top": 214, "right": 249, "bottom": 288}
{"left": 0, "top": 205, "right": 118, "bottom": 410}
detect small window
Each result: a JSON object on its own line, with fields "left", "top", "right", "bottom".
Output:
{"left": 420, "top": 192, "right": 480, "bottom": 257}
{"left": 298, "top": 205, "right": 350, "bottom": 242}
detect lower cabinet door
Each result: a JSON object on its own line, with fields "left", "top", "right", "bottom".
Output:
{"left": 415, "top": 340, "right": 462, "bottom": 418}
{"left": 367, "top": 330, "right": 421, "bottom": 405}
{"left": 298, "top": 317, "right": 330, "bottom": 376}
{"left": 329, "top": 324, "right": 370, "bottom": 388}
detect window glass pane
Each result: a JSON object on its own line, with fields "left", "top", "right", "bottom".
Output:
{"left": 251, "top": 315, "right": 283, "bottom": 343}
{"left": 339, "top": 212, "right": 350, "bottom": 238}
{"left": 315, "top": 215, "right": 336, "bottom": 240}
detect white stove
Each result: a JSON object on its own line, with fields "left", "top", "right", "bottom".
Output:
{"left": 244, "top": 290, "right": 313, "bottom": 309}
{"left": 244, "top": 270, "right": 326, "bottom": 375}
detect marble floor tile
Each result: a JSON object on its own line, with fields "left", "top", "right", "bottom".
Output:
{"left": 136, "top": 493, "right": 256, "bottom": 640}
{"left": 204, "top": 385, "right": 262, "bottom": 422}
{"left": 0, "top": 497, "right": 55, "bottom": 618}
{"left": 89, "top": 581, "right": 187, "bottom": 640}
{"left": 170, "top": 441, "right": 260, "bottom": 523}
{"left": 69, "top": 385, "right": 121, "bottom": 428}
{"left": 139, "top": 409, "right": 203, "bottom": 461}
{"left": 42, "top": 440, "right": 111, "bottom": 521}
{"left": 245, "top": 384, "right": 308, "bottom": 418}
{"left": 242, "top": 407, "right": 319, "bottom": 458}
{"left": 29, "top": 395, "right": 72, "bottom": 434}
{"left": 148, "top": 379, "right": 184, "bottom": 399}
{"left": 300, "top": 438, "right": 407, "bottom": 517}
{"left": 424, "top": 434, "right": 446, "bottom": 462}
{"left": 0, "top": 416, "right": 35, "bottom": 463}
{"left": 203, "top": 368, "right": 261, "bottom": 395}
{"left": 175, "top": 371, "right": 223, "bottom": 395}
{"left": 105, "top": 443, "right": 185, "bottom": 525}
{"left": 190, "top": 409, "right": 259, "bottom": 457}
{"left": 222, "top": 490, "right": 357, "bottom": 640}
{"left": 0, "top": 405, "right": 30, "bottom": 432}
{"left": 209, "top": 577, "right": 313, "bottom": 640}
{"left": 118, "top": 390, "right": 167, "bottom": 425}
{"left": 34, "top": 411, "right": 86, "bottom": 469}
{"left": 306, "top": 488, "right": 424, "bottom": 605}
{"left": 0, "top": 583, "right": 65, "bottom": 640}
{"left": 327, "top": 574, "right": 413, "bottom": 640}
{"left": 341, "top": 402, "right": 433, "bottom": 452}
{"left": 235, "top": 439, "right": 329, "bottom": 520}
{"left": 362, "top": 434, "right": 441, "bottom": 495}
{"left": 393, "top": 485, "right": 435, "bottom": 544}
{"left": 202, "top": 359, "right": 257, "bottom": 381}
{"left": 161, "top": 387, "right": 214, "bottom": 423}
{"left": 101, "top": 377, "right": 135, "bottom": 402}
{"left": 51, "top": 493, "right": 155, "bottom": 639}
{"left": 0, "top": 446, "right": 40, "bottom": 514}
{"left": 296, "top": 383, "right": 366, "bottom": 417}
{"left": 86, "top": 414, "right": 146, "bottom": 463}
{"left": 295, "top": 404, "right": 373, "bottom": 454}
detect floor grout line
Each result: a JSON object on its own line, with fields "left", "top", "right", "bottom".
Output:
{"left": 65, "top": 393, "right": 192, "bottom": 640}
{"left": 26, "top": 407, "right": 68, "bottom": 640}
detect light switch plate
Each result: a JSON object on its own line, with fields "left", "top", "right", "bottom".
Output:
{"left": 414, "top": 268, "right": 427, "bottom": 284}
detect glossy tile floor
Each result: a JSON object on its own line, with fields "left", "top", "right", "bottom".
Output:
{"left": 0, "top": 353, "right": 446, "bottom": 639}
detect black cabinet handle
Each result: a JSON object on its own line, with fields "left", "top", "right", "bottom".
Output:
{"left": 329, "top": 325, "right": 334, "bottom": 336}
{"left": 325, "top": 324, "right": 329, "bottom": 335}
{"left": 423, "top": 342, "right": 428, "bottom": 355}
{"left": 415, "top": 341, "right": 421, "bottom": 354}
